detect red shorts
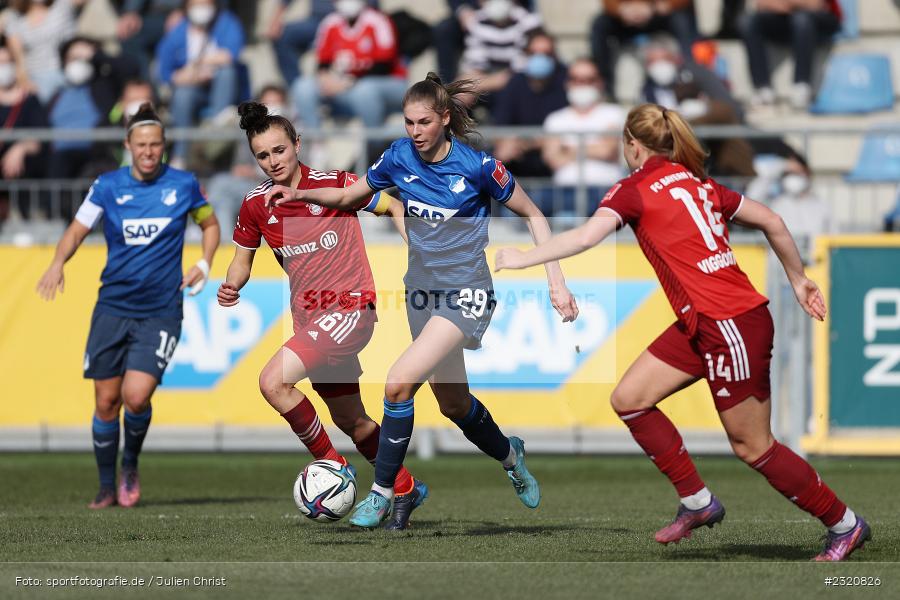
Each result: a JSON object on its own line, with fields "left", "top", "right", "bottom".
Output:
{"left": 284, "top": 308, "right": 376, "bottom": 399}
{"left": 647, "top": 303, "right": 773, "bottom": 412}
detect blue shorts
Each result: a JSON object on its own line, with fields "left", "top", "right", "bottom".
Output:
{"left": 405, "top": 288, "right": 496, "bottom": 350}
{"left": 83, "top": 309, "right": 182, "bottom": 383}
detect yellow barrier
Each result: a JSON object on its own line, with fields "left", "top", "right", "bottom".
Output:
{"left": 0, "top": 242, "right": 767, "bottom": 430}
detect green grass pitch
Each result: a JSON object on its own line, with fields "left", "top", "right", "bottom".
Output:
{"left": 1, "top": 453, "right": 898, "bottom": 599}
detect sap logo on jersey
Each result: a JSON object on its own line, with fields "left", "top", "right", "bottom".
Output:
{"left": 467, "top": 280, "right": 655, "bottom": 389}
{"left": 407, "top": 199, "right": 459, "bottom": 229}
{"left": 164, "top": 280, "right": 287, "bottom": 388}
{"left": 123, "top": 218, "right": 172, "bottom": 245}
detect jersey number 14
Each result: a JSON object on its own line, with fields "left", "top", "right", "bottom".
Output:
{"left": 670, "top": 187, "right": 728, "bottom": 251}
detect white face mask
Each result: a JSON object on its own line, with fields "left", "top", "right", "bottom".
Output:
{"left": 187, "top": 4, "right": 216, "bottom": 27}
{"left": 483, "top": 0, "right": 513, "bottom": 22}
{"left": 0, "top": 63, "right": 16, "bottom": 89}
{"left": 267, "top": 104, "right": 286, "bottom": 117}
{"left": 64, "top": 60, "right": 94, "bottom": 86}
{"left": 648, "top": 60, "right": 678, "bottom": 87}
{"left": 782, "top": 174, "right": 810, "bottom": 195}
{"left": 335, "top": 0, "right": 366, "bottom": 19}
{"left": 567, "top": 85, "right": 599, "bottom": 109}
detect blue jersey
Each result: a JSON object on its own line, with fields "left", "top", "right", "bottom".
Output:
{"left": 365, "top": 137, "right": 515, "bottom": 289}
{"left": 76, "top": 166, "right": 208, "bottom": 318}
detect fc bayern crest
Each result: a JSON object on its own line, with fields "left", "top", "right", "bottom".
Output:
{"left": 308, "top": 204, "right": 323, "bottom": 215}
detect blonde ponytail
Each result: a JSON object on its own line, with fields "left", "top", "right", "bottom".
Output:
{"left": 624, "top": 103, "right": 708, "bottom": 179}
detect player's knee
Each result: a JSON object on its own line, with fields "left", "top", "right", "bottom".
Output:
{"left": 610, "top": 385, "right": 640, "bottom": 413}
{"left": 94, "top": 395, "right": 121, "bottom": 420}
{"left": 729, "top": 433, "right": 774, "bottom": 464}
{"left": 121, "top": 390, "right": 150, "bottom": 415}
{"left": 258, "top": 369, "right": 290, "bottom": 402}
{"left": 384, "top": 378, "right": 413, "bottom": 405}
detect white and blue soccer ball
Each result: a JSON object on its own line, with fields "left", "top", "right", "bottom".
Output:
{"left": 292, "top": 459, "right": 357, "bottom": 522}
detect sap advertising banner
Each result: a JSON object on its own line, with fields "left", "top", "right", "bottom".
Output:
{"left": 0, "top": 243, "right": 767, "bottom": 430}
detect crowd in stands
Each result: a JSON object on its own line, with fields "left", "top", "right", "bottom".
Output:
{"left": 0, "top": 0, "right": 895, "bottom": 234}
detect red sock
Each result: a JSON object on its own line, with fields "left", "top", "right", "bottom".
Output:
{"left": 618, "top": 408, "right": 705, "bottom": 497}
{"left": 355, "top": 424, "right": 414, "bottom": 495}
{"left": 281, "top": 396, "right": 343, "bottom": 463}
{"left": 751, "top": 441, "right": 846, "bottom": 527}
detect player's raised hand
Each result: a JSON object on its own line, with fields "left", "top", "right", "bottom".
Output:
{"left": 550, "top": 284, "right": 579, "bottom": 323}
{"left": 36, "top": 263, "right": 65, "bottom": 301}
{"left": 217, "top": 282, "right": 240, "bottom": 307}
{"left": 264, "top": 185, "right": 299, "bottom": 211}
{"left": 792, "top": 276, "right": 827, "bottom": 321}
{"left": 493, "top": 247, "right": 526, "bottom": 272}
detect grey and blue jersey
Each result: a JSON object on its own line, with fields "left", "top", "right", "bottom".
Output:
{"left": 74, "top": 165, "right": 209, "bottom": 319}
{"left": 364, "top": 137, "right": 515, "bottom": 290}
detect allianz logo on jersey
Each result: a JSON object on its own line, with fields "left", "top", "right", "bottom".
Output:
{"left": 163, "top": 280, "right": 287, "bottom": 388}
{"left": 274, "top": 230, "right": 339, "bottom": 257}
{"left": 123, "top": 218, "right": 172, "bottom": 245}
{"left": 407, "top": 199, "right": 459, "bottom": 229}
{"left": 468, "top": 280, "right": 656, "bottom": 389}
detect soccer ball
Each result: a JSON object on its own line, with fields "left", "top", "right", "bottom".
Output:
{"left": 292, "top": 459, "right": 357, "bottom": 522}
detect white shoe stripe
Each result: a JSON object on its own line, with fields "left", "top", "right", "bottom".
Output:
{"left": 619, "top": 410, "right": 648, "bottom": 421}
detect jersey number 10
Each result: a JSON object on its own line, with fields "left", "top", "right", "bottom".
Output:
{"left": 669, "top": 187, "right": 727, "bottom": 252}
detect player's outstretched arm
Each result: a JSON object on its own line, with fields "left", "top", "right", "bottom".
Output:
{"left": 503, "top": 184, "right": 579, "bottom": 322}
{"left": 265, "top": 175, "right": 375, "bottom": 212}
{"left": 732, "top": 197, "right": 827, "bottom": 321}
{"left": 494, "top": 209, "right": 618, "bottom": 272}
{"left": 384, "top": 196, "right": 409, "bottom": 245}
{"left": 182, "top": 213, "right": 220, "bottom": 296}
{"left": 218, "top": 246, "right": 256, "bottom": 307}
{"left": 36, "top": 220, "right": 91, "bottom": 301}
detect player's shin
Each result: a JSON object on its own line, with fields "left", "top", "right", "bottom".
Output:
{"left": 453, "top": 395, "right": 513, "bottom": 465}
{"left": 92, "top": 414, "right": 120, "bottom": 490}
{"left": 750, "top": 441, "right": 849, "bottom": 529}
{"left": 617, "top": 408, "right": 708, "bottom": 502}
{"left": 122, "top": 406, "right": 152, "bottom": 469}
{"left": 355, "top": 423, "right": 414, "bottom": 495}
{"left": 373, "top": 398, "right": 415, "bottom": 500}
{"left": 281, "top": 395, "right": 343, "bottom": 463}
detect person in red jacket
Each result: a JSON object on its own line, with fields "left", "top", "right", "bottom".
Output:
{"left": 495, "top": 103, "right": 870, "bottom": 562}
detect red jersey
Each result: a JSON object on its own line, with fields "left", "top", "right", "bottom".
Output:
{"left": 233, "top": 164, "right": 377, "bottom": 330}
{"left": 599, "top": 156, "right": 767, "bottom": 334}
{"left": 314, "top": 8, "right": 406, "bottom": 78}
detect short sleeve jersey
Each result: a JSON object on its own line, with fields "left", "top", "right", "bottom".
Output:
{"left": 233, "top": 164, "right": 377, "bottom": 330}
{"left": 80, "top": 165, "right": 209, "bottom": 318}
{"left": 599, "top": 156, "right": 767, "bottom": 334}
{"left": 365, "top": 137, "right": 515, "bottom": 290}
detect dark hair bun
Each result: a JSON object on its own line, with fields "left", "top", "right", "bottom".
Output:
{"left": 425, "top": 72, "right": 443, "bottom": 86}
{"left": 127, "top": 102, "right": 161, "bottom": 128}
{"left": 239, "top": 101, "right": 270, "bottom": 132}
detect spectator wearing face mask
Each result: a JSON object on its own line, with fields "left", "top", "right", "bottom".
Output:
{"left": 769, "top": 157, "right": 830, "bottom": 261}
{"left": 156, "top": 0, "right": 246, "bottom": 167}
{"left": 640, "top": 35, "right": 753, "bottom": 177}
{"left": 458, "top": 0, "right": 542, "bottom": 100}
{"left": 266, "top": 0, "right": 379, "bottom": 88}
{"left": 5, "top": 0, "right": 89, "bottom": 104}
{"left": 205, "top": 85, "right": 290, "bottom": 241}
{"left": 491, "top": 29, "right": 567, "bottom": 178}
{"left": 0, "top": 36, "right": 48, "bottom": 224}
{"left": 47, "top": 37, "right": 140, "bottom": 181}
{"left": 590, "top": 0, "right": 699, "bottom": 101}
{"left": 290, "top": 1, "right": 406, "bottom": 134}
{"left": 540, "top": 58, "right": 626, "bottom": 214}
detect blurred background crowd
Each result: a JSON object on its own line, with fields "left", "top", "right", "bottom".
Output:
{"left": 0, "top": 0, "right": 899, "bottom": 246}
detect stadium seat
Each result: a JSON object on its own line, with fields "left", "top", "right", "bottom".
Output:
{"left": 810, "top": 53, "right": 894, "bottom": 114}
{"left": 846, "top": 124, "right": 900, "bottom": 181}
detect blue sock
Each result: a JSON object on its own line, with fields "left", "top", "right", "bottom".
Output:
{"left": 453, "top": 395, "right": 511, "bottom": 463}
{"left": 374, "top": 398, "right": 414, "bottom": 489}
{"left": 92, "top": 414, "right": 120, "bottom": 489}
{"left": 122, "top": 406, "right": 152, "bottom": 470}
